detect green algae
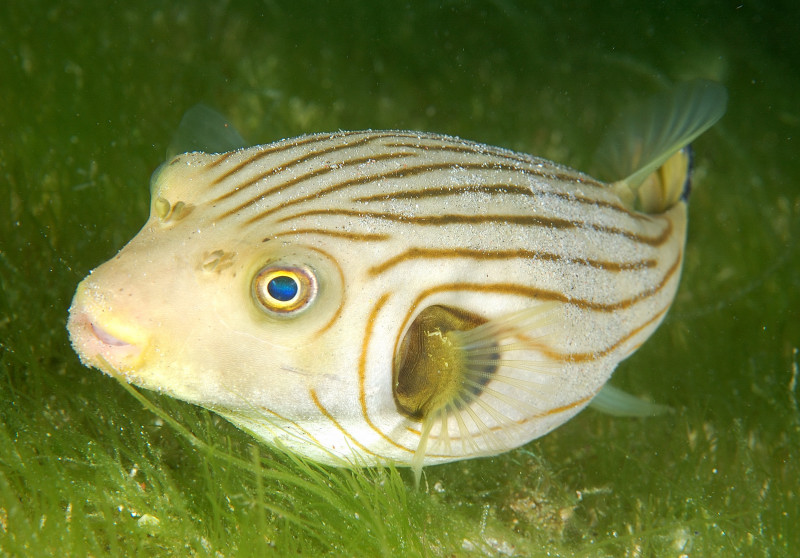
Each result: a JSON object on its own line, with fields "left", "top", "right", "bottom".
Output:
{"left": 1, "top": 1, "right": 798, "bottom": 555}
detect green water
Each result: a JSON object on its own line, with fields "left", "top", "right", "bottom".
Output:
{"left": 1, "top": 1, "right": 797, "bottom": 556}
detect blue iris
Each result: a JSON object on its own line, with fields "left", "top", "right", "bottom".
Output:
{"left": 267, "top": 275, "right": 299, "bottom": 301}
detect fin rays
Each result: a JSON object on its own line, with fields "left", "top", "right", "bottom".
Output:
{"left": 407, "top": 302, "right": 562, "bottom": 484}
{"left": 596, "top": 79, "right": 728, "bottom": 212}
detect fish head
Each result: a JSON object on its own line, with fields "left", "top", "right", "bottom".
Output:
{"left": 67, "top": 151, "right": 353, "bottom": 413}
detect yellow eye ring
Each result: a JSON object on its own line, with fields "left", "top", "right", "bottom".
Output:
{"left": 252, "top": 265, "right": 317, "bottom": 314}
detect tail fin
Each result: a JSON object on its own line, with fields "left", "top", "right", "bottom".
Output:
{"left": 597, "top": 80, "right": 728, "bottom": 213}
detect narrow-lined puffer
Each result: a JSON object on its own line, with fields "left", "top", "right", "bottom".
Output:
{"left": 68, "top": 81, "right": 727, "bottom": 480}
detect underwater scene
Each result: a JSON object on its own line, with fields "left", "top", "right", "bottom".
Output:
{"left": 1, "top": 1, "right": 798, "bottom": 556}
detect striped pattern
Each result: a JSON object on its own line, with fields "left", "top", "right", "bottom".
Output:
{"left": 148, "top": 130, "right": 687, "bottom": 467}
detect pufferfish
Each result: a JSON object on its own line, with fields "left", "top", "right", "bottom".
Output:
{"left": 67, "top": 80, "right": 727, "bottom": 480}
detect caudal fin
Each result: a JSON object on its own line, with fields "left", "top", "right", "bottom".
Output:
{"left": 597, "top": 80, "right": 728, "bottom": 213}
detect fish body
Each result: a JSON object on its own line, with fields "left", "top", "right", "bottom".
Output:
{"left": 68, "top": 81, "right": 727, "bottom": 475}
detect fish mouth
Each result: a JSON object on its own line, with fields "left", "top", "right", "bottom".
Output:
{"left": 67, "top": 308, "right": 145, "bottom": 373}
{"left": 89, "top": 321, "right": 134, "bottom": 347}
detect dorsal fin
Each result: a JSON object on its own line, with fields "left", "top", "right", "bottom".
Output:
{"left": 596, "top": 80, "right": 728, "bottom": 212}
{"left": 166, "top": 104, "right": 248, "bottom": 159}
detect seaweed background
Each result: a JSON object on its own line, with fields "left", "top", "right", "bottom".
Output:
{"left": 1, "top": 1, "right": 798, "bottom": 555}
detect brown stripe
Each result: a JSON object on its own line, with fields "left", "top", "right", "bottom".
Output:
{"left": 241, "top": 162, "right": 466, "bottom": 225}
{"left": 421, "top": 252, "right": 680, "bottom": 312}
{"left": 546, "top": 302, "right": 672, "bottom": 364}
{"left": 278, "top": 209, "right": 673, "bottom": 247}
{"left": 531, "top": 394, "right": 594, "bottom": 418}
{"left": 210, "top": 133, "right": 419, "bottom": 204}
{"left": 209, "top": 136, "right": 324, "bottom": 187}
{"left": 258, "top": 406, "right": 326, "bottom": 448}
{"left": 391, "top": 250, "right": 681, "bottom": 371}
{"left": 357, "top": 293, "right": 417, "bottom": 454}
{"left": 352, "top": 183, "right": 650, "bottom": 221}
{"left": 241, "top": 158, "right": 602, "bottom": 227}
{"left": 368, "top": 247, "right": 656, "bottom": 276}
{"left": 270, "top": 229, "right": 391, "bottom": 242}
{"left": 208, "top": 130, "right": 375, "bottom": 188}
{"left": 381, "top": 139, "right": 605, "bottom": 187}
{"left": 405, "top": 393, "right": 595, "bottom": 440}
{"left": 243, "top": 161, "right": 526, "bottom": 225}
{"left": 382, "top": 138, "right": 540, "bottom": 166}
{"left": 208, "top": 151, "right": 236, "bottom": 168}
{"left": 216, "top": 151, "right": 417, "bottom": 222}
{"left": 309, "top": 389, "right": 383, "bottom": 458}
{"left": 305, "top": 245, "right": 346, "bottom": 338}
{"left": 393, "top": 312, "right": 671, "bottom": 453}
{"left": 352, "top": 183, "right": 536, "bottom": 202}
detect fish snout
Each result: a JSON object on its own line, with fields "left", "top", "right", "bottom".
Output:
{"left": 67, "top": 282, "right": 148, "bottom": 375}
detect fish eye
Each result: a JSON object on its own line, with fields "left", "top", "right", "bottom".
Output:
{"left": 252, "top": 265, "right": 317, "bottom": 314}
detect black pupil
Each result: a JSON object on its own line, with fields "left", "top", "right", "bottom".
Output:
{"left": 267, "top": 275, "right": 299, "bottom": 301}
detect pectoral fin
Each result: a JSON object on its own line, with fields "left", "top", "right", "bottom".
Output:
{"left": 393, "top": 302, "right": 562, "bottom": 485}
